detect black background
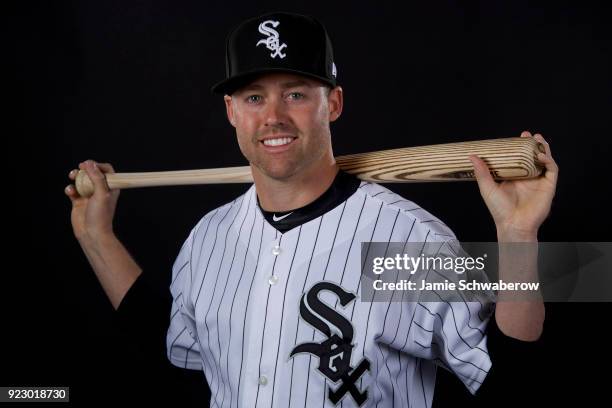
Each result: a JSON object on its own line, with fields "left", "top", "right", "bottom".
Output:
{"left": 7, "top": 0, "right": 611, "bottom": 406}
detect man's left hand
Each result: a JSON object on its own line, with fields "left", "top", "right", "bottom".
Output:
{"left": 469, "top": 131, "right": 558, "bottom": 239}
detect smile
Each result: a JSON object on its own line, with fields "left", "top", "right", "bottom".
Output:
{"left": 261, "top": 137, "right": 297, "bottom": 147}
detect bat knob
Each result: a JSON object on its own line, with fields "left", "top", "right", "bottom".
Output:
{"left": 75, "top": 170, "right": 95, "bottom": 197}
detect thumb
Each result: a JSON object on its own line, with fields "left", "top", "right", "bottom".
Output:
{"left": 81, "top": 160, "right": 110, "bottom": 197}
{"left": 469, "top": 155, "right": 497, "bottom": 199}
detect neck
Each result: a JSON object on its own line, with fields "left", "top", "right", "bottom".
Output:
{"left": 253, "top": 156, "right": 339, "bottom": 212}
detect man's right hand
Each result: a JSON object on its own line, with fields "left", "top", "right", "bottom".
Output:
{"left": 65, "top": 160, "right": 142, "bottom": 309}
{"left": 65, "top": 160, "right": 120, "bottom": 243}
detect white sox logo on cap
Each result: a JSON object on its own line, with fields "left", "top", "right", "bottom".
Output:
{"left": 256, "top": 20, "right": 287, "bottom": 59}
{"left": 212, "top": 12, "right": 338, "bottom": 94}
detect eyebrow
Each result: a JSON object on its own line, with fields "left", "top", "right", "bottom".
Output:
{"left": 241, "top": 80, "right": 313, "bottom": 92}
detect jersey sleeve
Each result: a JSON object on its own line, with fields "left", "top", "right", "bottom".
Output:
{"left": 401, "top": 239, "right": 494, "bottom": 394}
{"left": 166, "top": 227, "right": 203, "bottom": 370}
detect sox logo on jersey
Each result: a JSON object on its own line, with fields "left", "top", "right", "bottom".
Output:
{"left": 289, "top": 282, "right": 371, "bottom": 406}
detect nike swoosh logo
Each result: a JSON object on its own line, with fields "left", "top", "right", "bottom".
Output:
{"left": 272, "top": 212, "right": 293, "bottom": 221}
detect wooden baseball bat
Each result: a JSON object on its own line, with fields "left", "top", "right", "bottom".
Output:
{"left": 75, "top": 137, "right": 545, "bottom": 197}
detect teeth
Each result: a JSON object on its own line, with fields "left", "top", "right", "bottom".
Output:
{"left": 263, "top": 137, "right": 294, "bottom": 146}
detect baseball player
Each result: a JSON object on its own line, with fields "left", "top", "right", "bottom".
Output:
{"left": 65, "top": 11, "right": 558, "bottom": 407}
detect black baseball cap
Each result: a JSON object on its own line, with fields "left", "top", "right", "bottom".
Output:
{"left": 211, "top": 11, "right": 338, "bottom": 95}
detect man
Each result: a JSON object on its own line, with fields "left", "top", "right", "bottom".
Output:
{"left": 65, "top": 11, "right": 557, "bottom": 407}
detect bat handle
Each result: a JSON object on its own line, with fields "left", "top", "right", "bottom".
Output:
{"left": 75, "top": 170, "right": 108, "bottom": 198}
{"left": 74, "top": 165, "right": 254, "bottom": 197}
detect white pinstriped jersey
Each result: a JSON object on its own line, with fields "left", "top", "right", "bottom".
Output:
{"left": 166, "top": 180, "right": 493, "bottom": 407}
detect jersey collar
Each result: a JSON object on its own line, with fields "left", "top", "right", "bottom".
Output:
{"left": 256, "top": 170, "right": 361, "bottom": 233}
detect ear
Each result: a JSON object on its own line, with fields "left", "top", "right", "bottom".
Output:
{"left": 327, "top": 86, "right": 343, "bottom": 122}
{"left": 224, "top": 95, "right": 236, "bottom": 127}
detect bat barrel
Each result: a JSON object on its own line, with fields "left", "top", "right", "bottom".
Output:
{"left": 336, "top": 137, "right": 544, "bottom": 182}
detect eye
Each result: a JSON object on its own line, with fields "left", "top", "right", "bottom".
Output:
{"left": 288, "top": 92, "right": 304, "bottom": 100}
{"left": 245, "top": 95, "right": 262, "bottom": 104}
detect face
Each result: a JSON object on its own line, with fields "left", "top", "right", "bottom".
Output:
{"left": 224, "top": 72, "right": 343, "bottom": 181}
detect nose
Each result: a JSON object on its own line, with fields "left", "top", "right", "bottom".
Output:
{"left": 263, "top": 96, "right": 288, "bottom": 127}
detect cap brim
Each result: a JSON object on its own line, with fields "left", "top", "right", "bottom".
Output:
{"left": 211, "top": 68, "right": 336, "bottom": 95}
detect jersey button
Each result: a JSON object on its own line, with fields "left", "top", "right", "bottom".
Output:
{"left": 258, "top": 375, "right": 268, "bottom": 386}
{"left": 268, "top": 275, "right": 279, "bottom": 285}
{"left": 272, "top": 245, "right": 281, "bottom": 256}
